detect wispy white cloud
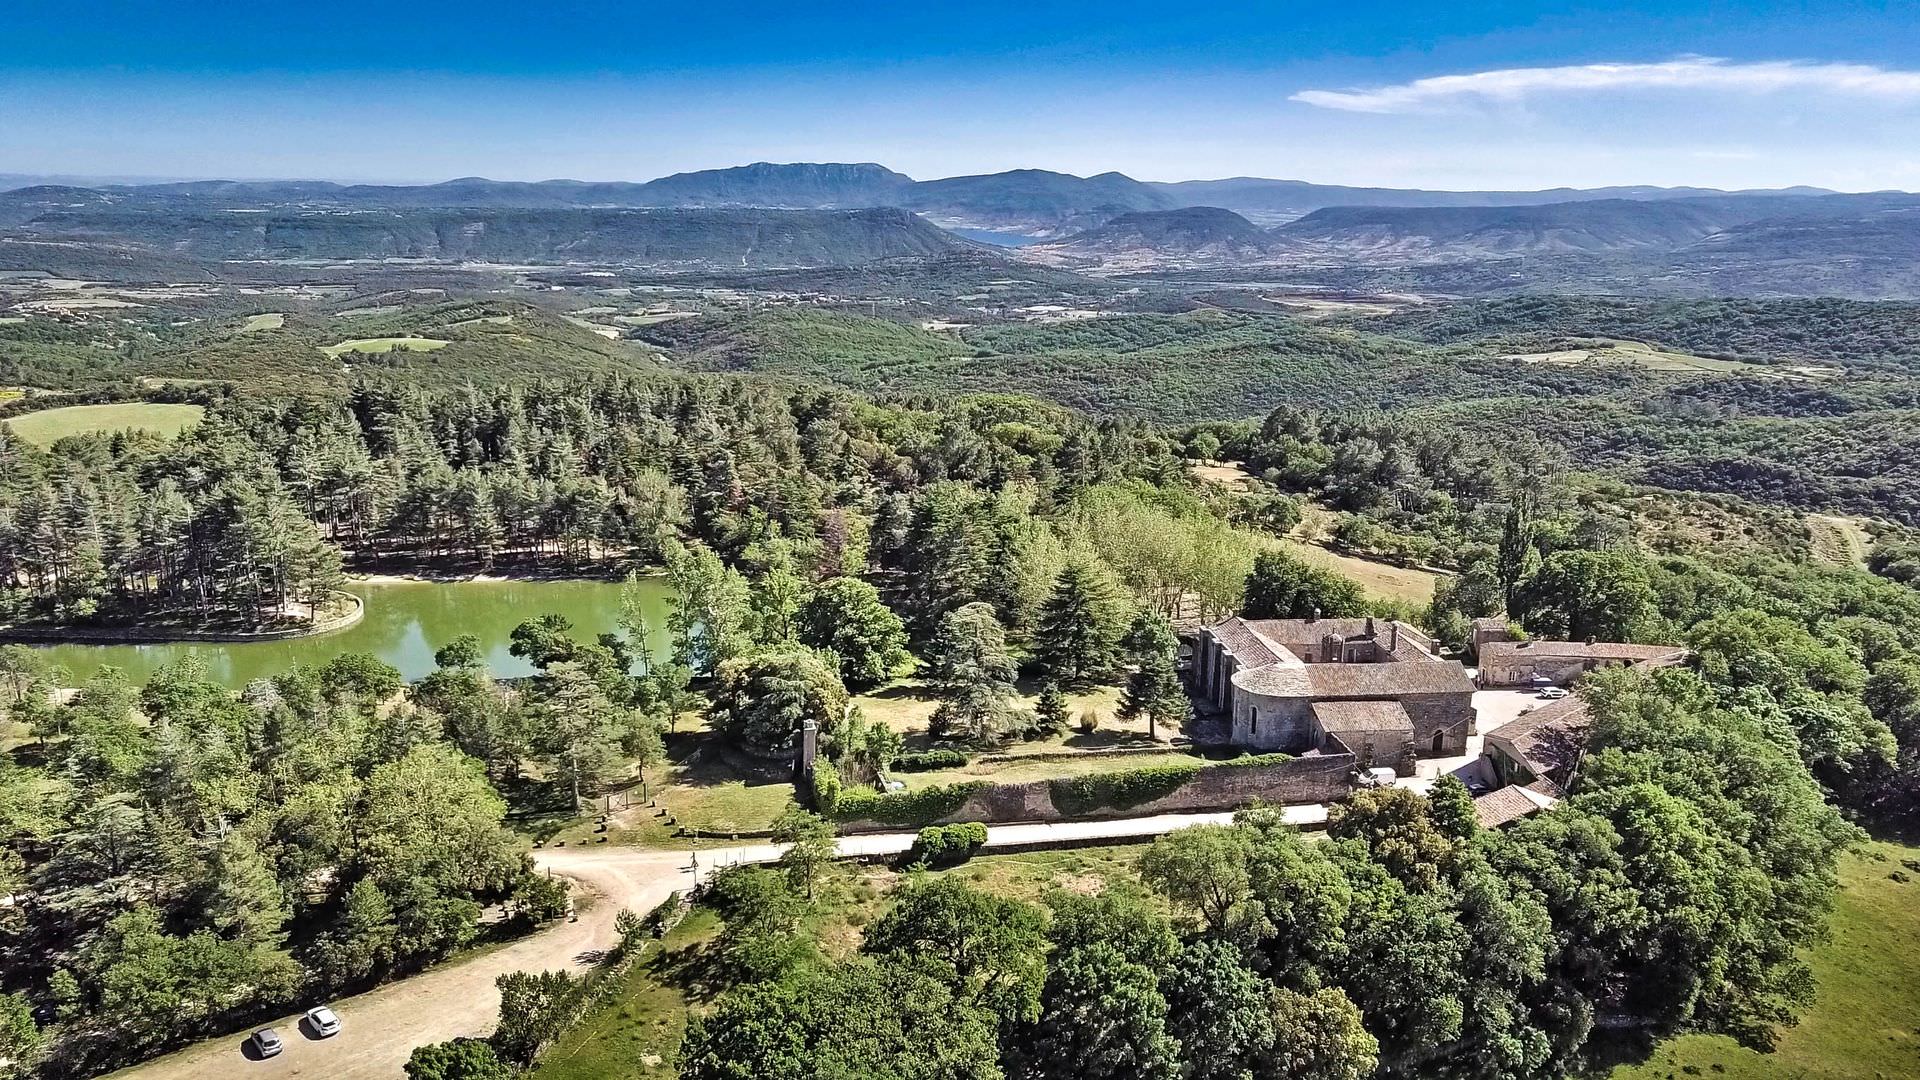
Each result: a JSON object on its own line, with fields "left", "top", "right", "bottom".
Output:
{"left": 1291, "top": 58, "right": 1920, "bottom": 114}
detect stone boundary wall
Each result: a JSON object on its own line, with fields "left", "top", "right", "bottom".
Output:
{"left": 837, "top": 753, "right": 1356, "bottom": 834}
{"left": 0, "top": 590, "right": 364, "bottom": 644}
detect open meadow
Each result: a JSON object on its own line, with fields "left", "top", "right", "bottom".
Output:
{"left": 4, "top": 402, "right": 205, "bottom": 446}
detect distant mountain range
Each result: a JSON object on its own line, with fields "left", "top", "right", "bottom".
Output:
{"left": 0, "top": 162, "right": 1871, "bottom": 235}
{"left": 1037, "top": 206, "right": 1283, "bottom": 261}
{"left": 4, "top": 164, "right": 1918, "bottom": 294}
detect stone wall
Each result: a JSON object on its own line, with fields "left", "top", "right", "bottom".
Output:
{"left": 1235, "top": 693, "right": 1316, "bottom": 752}
{"left": 1402, "top": 691, "right": 1475, "bottom": 756}
{"left": 836, "top": 753, "right": 1356, "bottom": 834}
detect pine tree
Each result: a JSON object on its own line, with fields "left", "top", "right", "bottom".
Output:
{"left": 1034, "top": 561, "right": 1122, "bottom": 688}
{"left": 1117, "top": 613, "right": 1191, "bottom": 741}
{"left": 1034, "top": 681, "right": 1072, "bottom": 735}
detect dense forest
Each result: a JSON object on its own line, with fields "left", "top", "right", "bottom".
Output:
{"left": 0, "top": 646, "right": 579, "bottom": 1076}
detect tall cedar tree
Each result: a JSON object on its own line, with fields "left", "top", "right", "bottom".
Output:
{"left": 1034, "top": 561, "right": 1122, "bottom": 689}
{"left": 925, "top": 602, "right": 1021, "bottom": 742}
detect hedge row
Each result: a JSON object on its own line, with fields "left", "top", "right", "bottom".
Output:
{"left": 891, "top": 749, "right": 971, "bottom": 772}
{"left": 911, "top": 822, "right": 989, "bottom": 866}
{"left": 1048, "top": 762, "right": 1203, "bottom": 817}
{"left": 1220, "top": 752, "right": 1293, "bottom": 768}
{"left": 825, "top": 779, "right": 990, "bottom": 826}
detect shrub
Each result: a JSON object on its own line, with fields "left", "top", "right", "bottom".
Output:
{"left": 1049, "top": 762, "right": 1202, "bottom": 816}
{"left": 910, "top": 822, "right": 990, "bottom": 866}
{"left": 892, "top": 749, "right": 971, "bottom": 772}
{"left": 828, "top": 781, "right": 988, "bottom": 826}
{"left": 810, "top": 769, "right": 841, "bottom": 814}
{"left": 405, "top": 1038, "right": 514, "bottom": 1080}
{"left": 508, "top": 872, "right": 571, "bottom": 926}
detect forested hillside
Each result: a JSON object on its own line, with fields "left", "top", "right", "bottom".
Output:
{"left": 18, "top": 207, "right": 971, "bottom": 266}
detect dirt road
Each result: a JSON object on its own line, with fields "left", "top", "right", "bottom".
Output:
{"left": 113, "top": 808, "right": 1323, "bottom": 1078}
{"left": 111, "top": 847, "right": 705, "bottom": 1080}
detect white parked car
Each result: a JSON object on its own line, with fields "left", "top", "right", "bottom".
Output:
{"left": 305, "top": 1006, "right": 342, "bottom": 1037}
{"left": 1537, "top": 687, "right": 1570, "bottom": 700}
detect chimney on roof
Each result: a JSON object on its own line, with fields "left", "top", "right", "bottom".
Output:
{"left": 1310, "top": 607, "right": 1320, "bottom": 624}
{"left": 1365, "top": 616, "right": 1375, "bottom": 638}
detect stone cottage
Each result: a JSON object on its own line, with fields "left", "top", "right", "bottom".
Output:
{"left": 1476, "top": 639, "right": 1689, "bottom": 688}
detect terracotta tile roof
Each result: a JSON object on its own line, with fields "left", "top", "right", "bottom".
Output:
{"left": 1474, "top": 786, "right": 1544, "bottom": 828}
{"left": 1479, "top": 640, "right": 1690, "bottom": 665}
{"left": 1304, "top": 660, "right": 1475, "bottom": 698}
{"left": 1311, "top": 699, "right": 1414, "bottom": 734}
{"left": 1485, "top": 694, "right": 1592, "bottom": 781}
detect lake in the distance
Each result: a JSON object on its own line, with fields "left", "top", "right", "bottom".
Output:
{"left": 31, "top": 577, "right": 676, "bottom": 687}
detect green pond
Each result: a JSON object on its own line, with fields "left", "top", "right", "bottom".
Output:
{"left": 32, "top": 578, "right": 676, "bottom": 687}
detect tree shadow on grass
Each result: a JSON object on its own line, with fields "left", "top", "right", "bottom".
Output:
{"left": 653, "top": 938, "right": 734, "bottom": 1006}
{"left": 1061, "top": 729, "right": 1167, "bottom": 750}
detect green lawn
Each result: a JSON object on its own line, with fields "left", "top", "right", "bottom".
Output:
{"left": 4, "top": 402, "right": 205, "bottom": 446}
{"left": 896, "top": 750, "right": 1205, "bottom": 791}
{"left": 531, "top": 718, "right": 800, "bottom": 850}
{"left": 320, "top": 336, "right": 449, "bottom": 358}
{"left": 1610, "top": 838, "right": 1920, "bottom": 1080}
{"left": 853, "top": 681, "right": 1147, "bottom": 748}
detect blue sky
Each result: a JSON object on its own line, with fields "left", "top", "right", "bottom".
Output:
{"left": 5, "top": 0, "right": 1920, "bottom": 190}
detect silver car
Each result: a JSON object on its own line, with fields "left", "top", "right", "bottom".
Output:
{"left": 249, "top": 1028, "right": 284, "bottom": 1058}
{"left": 305, "top": 1006, "right": 342, "bottom": 1037}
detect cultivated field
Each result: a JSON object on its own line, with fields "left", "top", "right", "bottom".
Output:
{"left": 1279, "top": 538, "right": 1439, "bottom": 605}
{"left": 241, "top": 312, "right": 285, "bottom": 331}
{"left": 1807, "top": 513, "right": 1875, "bottom": 568}
{"left": 5, "top": 402, "right": 205, "bottom": 446}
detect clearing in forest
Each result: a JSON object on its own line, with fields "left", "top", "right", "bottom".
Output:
{"left": 1807, "top": 513, "right": 1874, "bottom": 568}
{"left": 5, "top": 402, "right": 205, "bottom": 446}
{"left": 1501, "top": 338, "right": 1780, "bottom": 376}
{"left": 321, "top": 336, "right": 450, "bottom": 358}
{"left": 1278, "top": 538, "right": 1438, "bottom": 606}
{"left": 241, "top": 313, "right": 285, "bottom": 332}
{"left": 1190, "top": 459, "right": 1256, "bottom": 489}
